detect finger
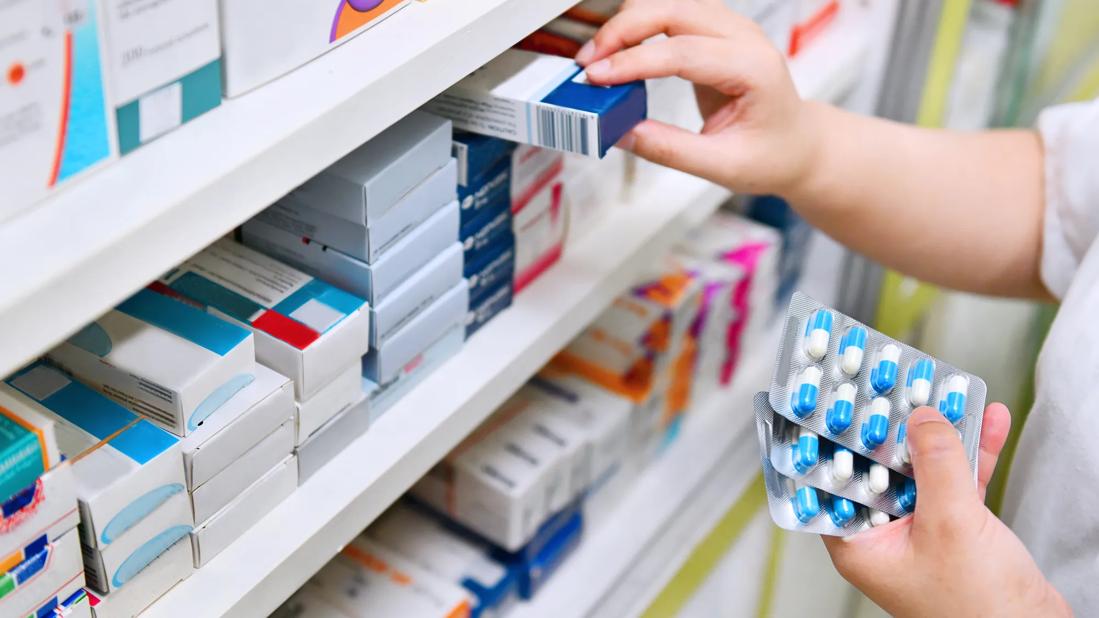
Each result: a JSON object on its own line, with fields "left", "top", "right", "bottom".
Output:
{"left": 820, "top": 517, "right": 910, "bottom": 589}
{"left": 908, "top": 406, "right": 979, "bottom": 531}
{"left": 617, "top": 119, "right": 731, "bottom": 181}
{"left": 585, "top": 36, "right": 741, "bottom": 89}
{"left": 977, "top": 402, "right": 1011, "bottom": 500}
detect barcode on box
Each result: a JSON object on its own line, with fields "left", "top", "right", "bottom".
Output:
{"left": 536, "top": 107, "right": 594, "bottom": 156}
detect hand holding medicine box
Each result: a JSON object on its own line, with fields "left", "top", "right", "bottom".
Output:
{"left": 425, "top": 49, "right": 647, "bottom": 158}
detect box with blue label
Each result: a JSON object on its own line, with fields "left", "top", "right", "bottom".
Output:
{"left": 462, "top": 206, "right": 513, "bottom": 267}
{"left": 501, "top": 504, "right": 583, "bottom": 599}
{"left": 466, "top": 282, "right": 512, "bottom": 339}
{"left": 2, "top": 362, "right": 191, "bottom": 594}
{"left": 425, "top": 49, "right": 646, "bottom": 158}
{"left": 87, "top": 535, "right": 191, "bottom": 617}
{"left": 0, "top": 463, "right": 79, "bottom": 562}
{"left": 363, "top": 281, "right": 468, "bottom": 386}
{"left": 98, "top": 0, "right": 221, "bottom": 154}
{"left": 466, "top": 236, "right": 516, "bottom": 305}
{"left": 157, "top": 238, "right": 369, "bottom": 404}
{"left": 0, "top": 528, "right": 84, "bottom": 618}
{"left": 454, "top": 134, "right": 513, "bottom": 228}
{"left": 47, "top": 288, "right": 256, "bottom": 438}
{"left": 259, "top": 158, "right": 457, "bottom": 265}
{"left": 244, "top": 200, "right": 460, "bottom": 309}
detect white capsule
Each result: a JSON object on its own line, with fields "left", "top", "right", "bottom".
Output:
{"left": 803, "top": 310, "right": 833, "bottom": 361}
{"left": 831, "top": 446, "right": 853, "bottom": 484}
{"left": 869, "top": 509, "right": 891, "bottom": 527}
{"left": 868, "top": 463, "right": 889, "bottom": 494}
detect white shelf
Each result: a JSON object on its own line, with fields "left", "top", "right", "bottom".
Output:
{"left": 0, "top": 0, "right": 578, "bottom": 378}
{"left": 510, "top": 330, "right": 778, "bottom": 618}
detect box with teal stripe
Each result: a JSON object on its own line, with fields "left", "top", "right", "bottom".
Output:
{"left": 2, "top": 363, "right": 192, "bottom": 595}
{"left": 46, "top": 287, "right": 256, "bottom": 438}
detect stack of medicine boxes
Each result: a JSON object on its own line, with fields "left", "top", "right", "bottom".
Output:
{"left": 0, "top": 385, "right": 87, "bottom": 618}
{"left": 242, "top": 110, "right": 467, "bottom": 422}
{"left": 511, "top": 145, "right": 567, "bottom": 295}
{"left": 153, "top": 240, "right": 370, "bottom": 485}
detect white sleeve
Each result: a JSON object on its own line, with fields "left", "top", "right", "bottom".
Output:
{"left": 1038, "top": 98, "right": 1099, "bottom": 299}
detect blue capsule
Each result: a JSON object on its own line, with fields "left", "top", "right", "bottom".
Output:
{"left": 792, "top": 486, "right": 821, "bottom": 523}
{"left": 938, "top": 374, "right": 969, "bottom": 424}
{"left": 898, "top": 478, "right": 917, "bottom": 513}
{"left": 826, "top": 383, "right": 856, "bottom": 435}
{"left": 792, "top": 428, "right": 819, "bottom": 475}
{"left": 838, "top": 326, "right": 867, "bottom": 376}
{"left": 803, "top": 310, "right": 833, "bottom": 361}
{"left": 860, "top": 397, "right": 891, "bottom": 450}
{"left": 906, "top": 358, "right": 935, "bottom": 407}
{"left": 870, "top": 344, "right": 901, "bottom": 395}
{"left": 897, "top": 420, "right": 910, "bottom": 464}
{"left": 790, "top": 366, "right": 822, "bottom": 418}
{"left": 828, "top": 495, "right": 857, "bottom": 528}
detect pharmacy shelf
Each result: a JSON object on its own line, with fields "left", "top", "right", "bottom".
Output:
{"left": 0, "top": 0, "right": 578, "bottom": 379}
{"left": 510, "top": 329, "right": 778, "bottom": 618}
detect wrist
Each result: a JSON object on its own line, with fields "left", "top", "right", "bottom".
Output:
{"left": 777, "top": 100, "right": 840, "bottom": 205}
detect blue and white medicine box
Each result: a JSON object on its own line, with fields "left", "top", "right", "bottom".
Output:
{"left": 0, "top": 528, "right": 84, "bottom": 618}
{"left": 47, "top": 287, "right": 256, "bottom": 438}
{"left": 462, "top": 206, "right": 513, "bottom": 267}
{"left": 453, "top": 131, "right": 516, "bottom": 190}
{"left": 426, "top": 49, "right": 647, "bottom": 158}
{"left": 466, "top": 282, "right": 512, "bottom": 339}
{"left": 2, "top": 363, "right": 192, "bottom": 594}
{"left": 156, "top": 238, "right": 370, "bottom": 404}
{"left": 466, "top": 236, "right": 516, "bottom": 305}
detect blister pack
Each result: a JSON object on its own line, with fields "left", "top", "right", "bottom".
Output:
{"left": 769, "top": 292, "right": 987, "bottom": 476}
{"left": 756, "top": 392, "right": 915, "bottom": 517}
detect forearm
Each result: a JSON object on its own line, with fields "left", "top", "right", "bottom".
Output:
{"left": 784, "top": 102, "right": 1048, "bottom": 299}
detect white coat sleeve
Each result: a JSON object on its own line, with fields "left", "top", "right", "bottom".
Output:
{"left": 1038, "top": 98, "right": 1099, "bottom": 300}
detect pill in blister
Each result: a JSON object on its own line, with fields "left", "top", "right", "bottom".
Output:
{"left": 792, "top": 486, "right": 821, "bottom": 523}
{"left": 870, "top": 344, "right": 901, "bottom": 395}
{"left": 869, "top": 509, "right": 891, "bottom": 527}
{"left": 938, "top": 374, "right": 969, "bottom": 423}
{"left": 826, "top": 383, "right": 856, "bottom": 434}
{"left": 828, "top": 495, "right": 857, "bottom": 528}
{"left": 792, "top": 428, "right": 819, "bottom": 474}
{"left": 832, "top": 446, "right": 853, "bottom": 483}
{"left": 803, "top": 310, "right": 833, "bottom": 361}
{"left": 898, "top": 478, "right": 917, "bottom": 513}
{"left": 867, "top": 463, "right": 889, "bottom": 494}
{"left": 897, "top": 421, "right": 910, "bottom": 464}
{"left": 838, "top": 326, "right": 867, "bottom": 376}
{"left": 791, "top": 366, "right": 822, "bottom": 418}
{"left": 906, "top": 358, "right": 935, "bottom": 407}
{"left": 860, "top": 397, "right": 890, "bottom": 450}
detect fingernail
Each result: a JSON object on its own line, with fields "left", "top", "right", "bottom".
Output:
{"left": 575, "top": 40, "right": 596, "bottom": 65}
{"left": 586, "top": 58, "right": 612, "bottom": 82}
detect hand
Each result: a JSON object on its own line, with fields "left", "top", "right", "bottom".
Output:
{"left": 575, "top": 0, "right": 821, "bottom": 196}
{"left": 823, "top": 405, "right": 1072, "bottom": 617}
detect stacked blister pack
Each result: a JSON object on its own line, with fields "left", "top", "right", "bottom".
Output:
{"left": 754, "top": 292, "right": 988, "bottom": 536}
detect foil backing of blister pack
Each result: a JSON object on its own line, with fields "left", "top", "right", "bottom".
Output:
{"left": 757, "top": 394, "right": 912, "bottom": 517}
{"left": 769, "top": 292, "right": 987, "bottom": 477}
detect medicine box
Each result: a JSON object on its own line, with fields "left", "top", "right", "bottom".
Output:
{"left": 513, "top": 177, "right": 566, "bottom": 293}
{"left": 508, "top": 505, "right": 583, "bottom": 599}
{"left": 295, "top": 362, "right": 363, "bottom": 446}
{"left": 284, "top": 111, "right": 451, "bottom": 223}
{"left": 511, "top": 145, "right": 564, "bottom": 213}
{"left": 454, "top": 142, "right": 513, "bottom": 229}
{"left": 157, "top": 238, "right": 369, "bottom": 403}
{"left": 219, "top": 0, "right": 410, "bottom": 97}
{"left": 370, "top": 243, "right": 463, "bottom": 347}
{"left": 365, "top": 325, "right": 464, "bottom": 423}
{"left": 2, "top": 364, "right": 190, "bottom": 589}
{"left": 181, "top": 364, "right": 293, "bottom": 491}
{"left": 362, "top": 280, "right": 468, "bottom": 385}
{"left": 425, "top": 49, "right": 646, "bottom": 158}
{"left": 462, "top": 207, "right": 513, "bottom": 266}
{"left": 97, "top": 0, "right": 221, "bottom": 154}
{"left": 453, "top": 132, "right": 516, "bottom": 192}
{"left": 0, "top": 463, "right": 79, "bottom": 561}
{"left": 466, "top": 281, "right": 513, "bottom": 339}
{"left": 307, "top": 537, "right": 473, "bottom": 617}
{"left": 0, "top": 0, "right": 114, "bottom": 221}
{"left": 47, "top": 288, "right": 256, "bottom": 437}
{"left": 190, "top": 455, "right": 297, "bottom": 567}
{"left": 257, "top": 158, "right": 457, "bottom": 265}
{"left": 467, "top": 237, "right": 516, "bottom": 306}
{"left": 190, "top": 420, "right": 293, "bottom": 525}
{"left": 1, "top": 528, "right": 83, "bottom": 618}
{"left": 499, "top": 391, "right": 592, "bottom": 510}
{"left": 0, "top": 388, "right": 61, "bottom": 504}
{"left": 296, "top": 393, "right": 369, "bottom": 484}
{"left": 35, "top": 588, "right": 90, "bottom": 618}
{"left": 87, "top": 536, "right": 192, "bottom": 618}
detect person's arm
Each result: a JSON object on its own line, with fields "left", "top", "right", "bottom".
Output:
{"left": 577, "top": 0, "right": 1048, "bottom": 299}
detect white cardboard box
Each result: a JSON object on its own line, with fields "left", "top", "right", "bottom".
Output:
{"left": 47, "top": 288, "right": 256, "bottom": 437}
{"left": 513, "top": 173, "right": 566, "bottom": 293}
{"left": 0, "top": 463, "right": 79, "bottom": 560}
{"left": 190, "top": 420, "right": 293, "bottom": 525}
{"left": 295, "top": 362, "right": 364, "bottom": 446}
{"left": 0, "top": 387, "right": 62, "bottom": 503}
{"left": 365, "top": 325, "right": 463, "bottom": 422}
{"left": 1, "top": 528, "right": 84, "bottom": 618}
{"left": 190, "top": 455, "right": 297, "bottom": 567}
{"left": 259, "top": 158, "right": 458, "bottom": 264}
{"left": 181, "top": 364, "right": 294, "bottom": 490}
{"left": 362, "top": 280, "right": 468, "bottom": 385}
{"left": 87, "top": 536, "right": 192, "bottom": 618}
{"left": 370, "top": 243, "right": 463, "bottom": 347}
{"left": 160, "top": 238, "right": 370, "bottom": 403}
{"left": 296, "top": 394, "right": 369, "bottom": 483}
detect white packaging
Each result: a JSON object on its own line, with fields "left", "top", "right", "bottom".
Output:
{"left": 160, "top": 238, "right": 370, "bottom": 403}
{"left": 87, "top": 537, "right": 192, "bottom": 618}
{"left": 97, "top": 0, "right": 221, "bottom": 154}
{"left": 47, "top": 288, "right": 256, "bottom": 437}
{"left": 296, "top": 394, "right": 370, "bottom": 483}
{"left": 295, "top": 362, "right": 364, "bottom": 446}
{"left": 362, "top": 281, "right": 468, "bottom": 385}
{"left": 513, "top": 174, "right": 566, "bottom": 292}
{"left": 181, "top": 364, "right": 294, "bottom": 490}
{"left": 0, "top": 463, "right": 79, "bottom": 560}
{"left": 190, "top": 455, "right": 297, "bottom": 567}
{"left": 503, "top": 388, "right": 593, "bottom": 506}
{"left": 0, "top": 528, "right": 83, "bottom": 618}
{"left": 365, "top": 325, "right": 464, "bottom": 423}
{"left": 219, "top": 0, "right": 411, "bottom": 97}
{"left": 189, "top": 420, "right": 293, "bottom": 525}
{"left": 511, "top": 145, "right": 564, "bottom": 212}
{"left": 0, "top": 387, "right": 62, "bottom": 503}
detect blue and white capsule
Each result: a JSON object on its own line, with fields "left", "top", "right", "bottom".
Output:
{"left": 869, "top": 344, "right": 901, "bottom": 395}
{"left": 869, "top": 509, "right": 891, "bottom": 527}
{"left": 792, "top": 427, "right": 820, "bottom": 475}
{"left": 938, "top": 374, "right": 969, "bottom": 424}
{"left": 867, "top": 463, "right": 889, "bottom": 495}
{"left": 906, "top": 358, "right": 935, "bottom": 407}
{"left": 790, "top": 366, "right": 823, "bottom": 418}
{"left": 828, "top": 495, "right": 857, "bottom": 528}
{"left": 792, "top": 485, "right": 821, "bottom": 524}
{"left": 803, "top": 310, "right": 834, "bottom": 361}
{"left": 897, "top": 420, "right": 910, "bottom": 464}
{"left": 898, "top": 478, "right": 917, "bottom": 513}
{"left": 860, "top": 397, "right": 891, "bottom": 450}
{"left": 831, "top": 445, "right": 854, "bottom": 484}
{"left": 825, "top": 383, "right": 857, "bottom": 435}
{"left": 838, "top": 326, "right": 868, "bottom": 376}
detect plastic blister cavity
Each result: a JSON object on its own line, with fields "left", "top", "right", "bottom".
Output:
{"left": 769, "top": 292, "right": 987, "bottom": 477}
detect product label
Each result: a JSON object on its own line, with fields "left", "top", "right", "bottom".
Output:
{"left": 166, "top": 238, "right": 311, "bottom": 309}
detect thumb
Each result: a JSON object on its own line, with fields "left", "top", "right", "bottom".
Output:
{"left": 908, "top": 406, "right": 980, "bottom": 533}
{"left": 618, "top": 120, "right": 727, "bottom": 182}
